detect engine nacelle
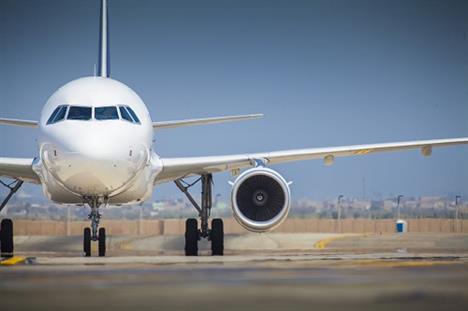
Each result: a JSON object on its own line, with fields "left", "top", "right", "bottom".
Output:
{"left": 230, "top": 167, "right": 291, "bottom": 232}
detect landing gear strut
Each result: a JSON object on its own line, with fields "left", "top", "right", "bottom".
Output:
{"left": 175, "top": 174, "right": 224, "bottom": 256}
{"left": 0, "top": 179, "right": 23, "bottom": 258}
{"left": 83, "top": 197, "right": 106, "bottom": 257}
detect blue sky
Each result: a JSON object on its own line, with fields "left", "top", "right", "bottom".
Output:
{"left": 1, "top": 0, "right": 467, "bottom": 201}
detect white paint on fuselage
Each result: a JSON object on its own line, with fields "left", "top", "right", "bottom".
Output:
{"left": 32, "top": 77, "right": 162, "bottom": 204}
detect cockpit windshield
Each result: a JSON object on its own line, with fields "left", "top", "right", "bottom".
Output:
{"left": 95, "top": 106, "right": 119, "bottom": 120}
{"left": 119, "top": 106, "right": 133, "bottom": 122}
{"left": 119, "top": 106, "right": 141, "bottom": 124}
{"left": 126, "top": 107, "right": 141, "bottom": 123}
{"left": 67, "top": 106, "right": 92, "bottom": 120}
{"left": 46, "top": 105, "right": 141, "bottom": 124}
{"left": 47, "top": 105, "right": 68, "bottom": 124}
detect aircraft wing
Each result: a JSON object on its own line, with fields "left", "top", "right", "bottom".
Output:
{"left": 0, "top": 158, "right": 40, "bottom": 183}
{"left": 153, "top": 114, "right": 263, "bottom": 130}
{"left": 0, "top": 118, "right": 38, "bottom": 128}
{"left": 155, "top": 137, "right": 468, "bottom": 183}
{"left": 0, "top": 114, "right": 262, "bottom": 129}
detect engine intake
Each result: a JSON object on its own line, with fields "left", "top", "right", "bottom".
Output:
{"left": 231, "top": 167, "right": 291, "bottom": 232}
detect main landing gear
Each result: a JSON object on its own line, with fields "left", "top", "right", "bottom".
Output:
{"left": 175, "top": 174, "right": 224, "bottom": 256}
{"left": 83, "top": 197, "right": 106, "bottom": 257}
{"left": 0, "top": 179, "right": 23, "bottom": 258}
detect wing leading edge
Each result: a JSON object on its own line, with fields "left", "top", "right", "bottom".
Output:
{"left": 156, "top": 137, "right": 468, "bottom": 183}
{"left": 153, "top": 114, "right": 263, "bottom": 130}
{"left": 0, "top": 158, "right": 40, "bottom": 183}
{"left": 0, "top": 118, "right": 38, "bottom": 128}
{"left": 0, "top": 114, "right": 262, "bottom": 130}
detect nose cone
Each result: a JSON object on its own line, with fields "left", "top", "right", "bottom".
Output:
{"left": 42, "top": 122, "right": 149, "bottom": 196}
{"left": 60, "top": 126, "right": 131, "bottom": 160}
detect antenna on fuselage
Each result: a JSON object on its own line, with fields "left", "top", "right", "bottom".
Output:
{"left": 98, "top": 0, "right": 110, "bottom": 78}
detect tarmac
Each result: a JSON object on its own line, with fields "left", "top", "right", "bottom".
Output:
{"left": 1, "top": 233, "right": 468, "bottom": 311}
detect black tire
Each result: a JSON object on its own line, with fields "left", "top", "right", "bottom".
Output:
{"left": 0, "top": 219, "right": 14, "bottom": 258}
{"left": 83, "top": 227, "right": 91, "bottom": 257}
{"left": 210, "top": 218, "right": 224, "bottom": 256}
{"left": 98, "top": 227, "right": 106, "bottom": 257}
{"left": 185, "top": 218, "right": 198, "bottom": 256}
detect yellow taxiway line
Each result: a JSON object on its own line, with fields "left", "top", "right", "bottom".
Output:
{"left": 0, "top": 256, "right": 27, "bottom": 266}
{"left": 314, "top": 235, "right": 355, "bottom": 249}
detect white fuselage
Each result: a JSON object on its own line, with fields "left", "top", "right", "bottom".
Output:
{"left": 33, "top": 77, "right": 162, "bottom": 204}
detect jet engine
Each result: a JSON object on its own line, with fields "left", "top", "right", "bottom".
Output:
{"left": 230, "top": 167, "right": 291, "bottom": 232}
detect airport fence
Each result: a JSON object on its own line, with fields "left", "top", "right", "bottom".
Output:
{"left": 11, "top": 218, "right": 468, "bottom": 236}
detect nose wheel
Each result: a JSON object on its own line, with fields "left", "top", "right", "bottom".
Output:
{"left": 176, "top": 174, "right": 224, "bottom": 256}
{"left": 98, "top": 227, "right": 106, "bottom": 257}
{"left": 83, "top": 198, "right": 107, "bottom": 257}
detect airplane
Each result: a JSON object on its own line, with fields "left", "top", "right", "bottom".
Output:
{"left": 0, "top": 0, "right": 467, "bottom": 258}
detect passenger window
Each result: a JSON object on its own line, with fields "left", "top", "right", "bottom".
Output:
{"left": 126, "top": 107, "right": 141, "bottom": 123}
{"left": 95, "top": 106, "right": 119, "bottom": 120}
{"left": 67, "top": 106, "right": 92, "bottom": 120}
{"left": 119, "top": 106, "right": 133, "bottom": 122}
{"left": 47, "top": 105, "right": 67, "bottom": 124}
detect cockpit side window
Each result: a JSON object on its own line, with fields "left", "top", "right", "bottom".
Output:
{"left": 47, "top": 106, "right": 62, "bottom": 124}
{"left": 95, "top": 106, "right": 119, "bottom": 120}
{"left": 47, "top": 105, "right": 68, "bottom": 124}
{"left": 54, "top": 105, "right": 68, "bottom": 122}
{"left": 67, "top": 106, "right": 92, "bottom": 120}
{"left": 126, "top": 107, "right": 141, "bottom": 124}
{"left": 119, "top": 106, "right": 133, "bottom": 122}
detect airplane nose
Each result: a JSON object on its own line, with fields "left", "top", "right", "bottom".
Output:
{"left": 60, "top": 129, "right": 130, "bottom": 160}
{"left": 41, "top": 132, "right": 149, "bottom": 196}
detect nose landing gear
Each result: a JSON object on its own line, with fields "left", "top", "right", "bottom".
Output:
{"left": 175, "top": 174, "right": 224, "bottom": 256}
{"left": 83, "top": 197, "right": 106, "bottom": 257}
